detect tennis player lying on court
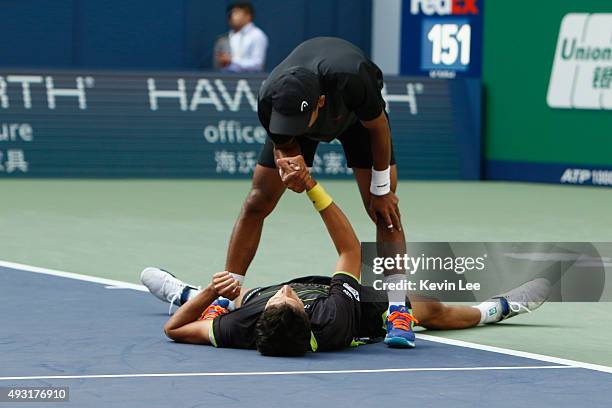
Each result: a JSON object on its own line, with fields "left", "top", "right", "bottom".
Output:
{"left": 141, "top": 171, "right": 550, "bottom": 356}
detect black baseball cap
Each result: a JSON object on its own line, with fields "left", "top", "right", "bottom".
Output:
{"left": 269, "top": 67, "right": 321, "bottom": 136}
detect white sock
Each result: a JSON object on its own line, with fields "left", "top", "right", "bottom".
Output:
{"left": 179, "top": 284, "right": 203, "bottom": 306}
{"left": 186, "top": 288, "right": 200, "bottom": 301}
{"left": 386, "top": 274, "right": 407, "bottom": 310}
{"left": 473, "top": 301, "right": 502, "bottom": 324}
{"left": 229, "top": 273, "right": 245, "bottom": 285}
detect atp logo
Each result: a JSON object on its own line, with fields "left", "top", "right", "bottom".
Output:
{"left": 300, "top": 100, "right": 309, "bottom": 112}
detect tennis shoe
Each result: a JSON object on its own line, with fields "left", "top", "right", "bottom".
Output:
{"left": 140, "top": 267, "right": 199, "bottom": 314}
{"left": 384, "top": 305, "right": 418, "bottom": 348}
{"left": 493, "top": 278, "right": 551, "bottom": 321}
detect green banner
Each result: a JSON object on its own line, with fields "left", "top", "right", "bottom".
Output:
{"left": 483, "top": 1, "right": 612, "bottom": 185}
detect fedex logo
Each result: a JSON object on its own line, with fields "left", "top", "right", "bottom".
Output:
{"left": 411, "top": 0, "right": 479, "bottom": 16}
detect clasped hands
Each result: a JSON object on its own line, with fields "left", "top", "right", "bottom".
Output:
{"left": 276, "top": 155, "right": 313, "bottom": 193}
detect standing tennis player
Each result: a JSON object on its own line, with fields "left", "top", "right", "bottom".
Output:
{"left": 221, "top": 37, "right": 413, "bottom": 347}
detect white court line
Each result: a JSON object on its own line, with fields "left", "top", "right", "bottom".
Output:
{"left": 0, "top": 366, "right": 575, "bottom": 382}
{"left": 0, "top": 260, "right": 147, "bottom": 292}
{"left": 2, "top": 259, "right": 612, "bottom": 375}
{"left": 415, "top": 334, "right": 612, "bottom": 374}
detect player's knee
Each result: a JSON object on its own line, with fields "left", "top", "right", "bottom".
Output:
{"left": 242, "top": 188, "right": 276, "bottom": 219}
{"left": 374, "top": 216, "right": 403, "bottom": 236}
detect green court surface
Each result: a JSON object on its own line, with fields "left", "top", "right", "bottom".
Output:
{"left": 1, "top": 179, "right": 611, "bottom": 366}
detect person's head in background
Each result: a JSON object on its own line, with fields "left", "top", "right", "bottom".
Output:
{"left": 227, "top": 2, "right": 255, "bottom": 32}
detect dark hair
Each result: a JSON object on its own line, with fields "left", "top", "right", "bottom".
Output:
{"left": 255, "top": 304, "right": 311, "bottom": 357}
{"left": 227, "top": 2, "right": 255, "bottom": 18}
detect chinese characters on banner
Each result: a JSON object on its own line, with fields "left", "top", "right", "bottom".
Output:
{"left": 0, "top": 123, "right": 31, "bottom": 174}
{"left": 214, "top": 150, "right": 353, "bottom": 176}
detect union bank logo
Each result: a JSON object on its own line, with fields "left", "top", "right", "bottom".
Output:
{"left": 547, "top": 13, "right": 612, "bottom": 110}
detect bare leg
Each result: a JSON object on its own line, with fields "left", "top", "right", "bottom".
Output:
{"left": 412, "top": 296, "right": 481, "bottom": 330}
{"left": 353, "top": 165, "right": 403, "bottom": 242}
{"left": 224, "top": 165, "right": 286, "bottom": 275}
{"left": 354, "top": 166, "right": 407, "bottom": 305}
{"left": 355, "top": 168, "right": 480, "bottom": 330}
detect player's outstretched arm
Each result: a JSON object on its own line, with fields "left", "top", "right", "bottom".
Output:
{"left": 319, "top": 201, "right": 361, "bottom": 281}
{"left": 273, "top": 137, "right": 301, "bottom": 160}
{"left": 305, "top": 176, "right": 361, "bottom": 281}
{"left": 276, "top": 158, "right": 361, "bottom": 280}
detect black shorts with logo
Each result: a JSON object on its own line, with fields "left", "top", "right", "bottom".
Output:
{"left": 257, "top": 119, "right": 396, "bottom": 170}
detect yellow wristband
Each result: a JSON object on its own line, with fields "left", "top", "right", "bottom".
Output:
{"left": 306, "top": 183, "right": 333, "bottom": 212}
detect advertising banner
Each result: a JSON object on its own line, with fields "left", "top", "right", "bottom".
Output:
{"left": 0, "top": 70, "right": 480, "bottom": 179}
{"left": 484, "top": 1, "right": 612, "bottom": 187}
{"left": 400, "top": 0, "right": 484, "bottom": 78}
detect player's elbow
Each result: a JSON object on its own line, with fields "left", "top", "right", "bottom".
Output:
{"left": 163, "top": 323, "right": 178, "bottom": 341}
{"left": 361, "top": 111, "right": 387, "bottom": 130}
{"left": 338, "top": 246, "right": 361, "bottom": 274}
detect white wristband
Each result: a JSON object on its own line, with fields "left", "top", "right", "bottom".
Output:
{"left": 370, "top": 167, "right": 391, "bottom": 196}
{"left": 228, "top": 272, "right": 244, "bottom": 285}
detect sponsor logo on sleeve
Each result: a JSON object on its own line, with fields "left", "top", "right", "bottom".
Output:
{"left": 342, "top": 283, "right": 360, "bottom": 301}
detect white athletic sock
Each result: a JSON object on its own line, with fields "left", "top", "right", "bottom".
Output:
{"left": 386, "top": 273, "right": 407, "bottom": 310}
{"left": 473, "top": 300, "right": 502, "bottom": 324}
{"left": 186, "top": 288, "right": 200, "bottom": 300}
{"left": 179, "top": 286, "right": 201, "bottom": 305}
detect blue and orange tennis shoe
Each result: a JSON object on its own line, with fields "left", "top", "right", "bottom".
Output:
{"left": 384, "top": 305, "right": 418, "bottom": 348}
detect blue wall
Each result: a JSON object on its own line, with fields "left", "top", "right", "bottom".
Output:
{"left": 0, "top": 0, "right": 372, "bottom": 71}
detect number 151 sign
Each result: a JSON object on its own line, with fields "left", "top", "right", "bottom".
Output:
{"left": 400, "top": 0, "right": 483, "bottom": 79}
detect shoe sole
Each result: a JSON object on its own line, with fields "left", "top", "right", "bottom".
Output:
{"left": 384, "top": 337, "right": 416, "bottom": 348}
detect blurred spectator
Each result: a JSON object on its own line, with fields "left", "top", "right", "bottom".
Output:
{"left": 214, "top": 2, "right": 268, "bottom": 73}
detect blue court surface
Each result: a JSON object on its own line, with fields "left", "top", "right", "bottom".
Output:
{"left": 1, "top": 263, "right": 611, "bottom": 408}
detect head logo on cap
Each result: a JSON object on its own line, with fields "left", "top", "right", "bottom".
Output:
{"left": 300, "top": 101, "right": 309, "bottom": 112}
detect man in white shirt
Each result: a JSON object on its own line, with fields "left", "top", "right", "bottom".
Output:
{"left": 216, "top": 2, "right": 268, "bottom": 73}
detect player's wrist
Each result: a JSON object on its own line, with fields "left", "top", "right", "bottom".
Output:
{"left": 305, "top": 176, "right": 317, "bottom": 191}
{"left": 306, "top": 182, "right": 333, "bottom": 212}
{"left": 206, "top": 283, "right": 218, "bottom": 296}
{"left": 370, "top": 166, "right": 391, "bottom": 196}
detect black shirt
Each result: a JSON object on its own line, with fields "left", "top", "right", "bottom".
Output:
{"left": 258, "top": 37, "right": 386, "bottom": 144}
{"left": 211, "top": 273, "right": 362, "bottom": 352}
